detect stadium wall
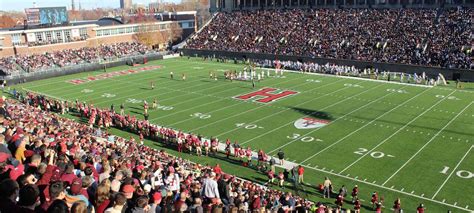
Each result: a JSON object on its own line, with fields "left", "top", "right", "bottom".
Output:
{"left": 2, "top": 53, "right": 164, "bottom": 85}
{"left": 180, "top": 48, "right": 474, "bottom": 81}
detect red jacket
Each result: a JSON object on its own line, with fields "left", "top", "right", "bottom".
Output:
{"left": 298, "top": 167, "right": 304, "bottom": 175}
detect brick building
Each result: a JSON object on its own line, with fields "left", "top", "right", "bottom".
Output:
{"left": 0, "top": 11, "right": 197, "bottom": 58}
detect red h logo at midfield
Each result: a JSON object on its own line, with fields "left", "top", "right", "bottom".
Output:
{"left": 234, "top": 88, "right": 298, "bottom": 103}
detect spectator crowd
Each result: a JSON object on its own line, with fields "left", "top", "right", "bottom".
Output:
{"left": 0, "top": 42, "right": 152, "bottom": 75}
{"left": 187, "top": 8, "right": 472, "bottom": 69}
{"left": 0, "top": 94, "right": 331, "bottom": 213}
{"left": 0, "top": 89, "right": 435, "bottom": 213}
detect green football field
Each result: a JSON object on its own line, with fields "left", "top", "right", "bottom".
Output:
{"left": 12, "top": 57, "right": 474, "bottom": 212}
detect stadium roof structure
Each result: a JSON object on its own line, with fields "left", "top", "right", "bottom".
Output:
{"left": 0, "top": 17, "right": 124, "bottom": 32}
{"left": 70, "top": 17, "right": 125, "bottom": 26}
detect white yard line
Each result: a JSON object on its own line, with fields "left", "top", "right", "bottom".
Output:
{"left": 88, "top": 76, "right": 232, "bottom": 105}
{"left": 218, "top": 143, "right": 473, "bottom": 212}
{"left": 239, "top": 83, "right": 387, "bottom": 146}
{"left": 381, "top": 101, "right": 473, "bottom": 186}
{"left": 270, "top": 86, "right": 434, "bottom": 156}
{"left": 167, "top": 101, "right": 243, "bottom": 126}
{"left": 217, "top": 81, "right": 363, "bottom": 140}
{"left": 89, "top": 62, "right": 294, "bottom": 105}
{"left": 188, "top": 78, "right": 348, "bottom": 133}
{"left": 146, "top": 72, "right": 313, "bottom": 121}
{"left": 298, "top": 164, "right": 471, "bottom": 212}
{"left": 260, "top": 68, "right": 434, "bottom": 88}
{"left": 339, "top": 90, "right": 457, "bottom": 174}
{"left": 299, "top": 87, "right": 434, "bottom": 164}
{"left": 23, "top": 58, "right": 185, "bottom": 89}
{"left": 42, "top": 61, "right": 219, "bottom": 98}
{"left": 431, "top": 145, "right": 474, "bottom": 199}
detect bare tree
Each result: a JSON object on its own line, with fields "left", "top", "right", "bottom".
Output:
{"left": 169, "top": 22, "right": 183, "bottom": 42}
{"left": 134, "top": 24, "right": 167, "bottom": 49}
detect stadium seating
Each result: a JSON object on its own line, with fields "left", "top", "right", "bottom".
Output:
{"left": 0, "top": 93, "right": 342, "bottom": 213}
{"left": 186, "top": 8, "right": 472, "bottom": 69}
{"left": 0, "top": 42, "right": 152, "bottom": 74}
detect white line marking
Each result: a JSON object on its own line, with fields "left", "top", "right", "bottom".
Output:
{"left": 298, "top": 165, "right": 470, "bottom": 211}
{"left": 383, "top": 101, "right": 473, "bottom": 186}
{"left": 189, "top": 77, "right": 344, "bottom": 133}
{"left": 299, "top": 87, "right": 432, "bottom": 164}
{"left": 340, "top": 90, "right": 457, "bottom": 174}
{"left": 431, "top": 145, "right": 474, "bottom": 199}
{"left": 239, "top": 82, "right": 390, "bottom": 146}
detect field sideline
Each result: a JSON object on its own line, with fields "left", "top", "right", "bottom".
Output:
{"left": 12, "top": 57, "right": 474, "bottom": 212}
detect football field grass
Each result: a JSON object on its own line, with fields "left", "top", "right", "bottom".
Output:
{"left": 11, "top": 57, "right": 474, "bottom": 212}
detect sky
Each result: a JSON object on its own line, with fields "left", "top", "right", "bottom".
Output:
{"left": 0, "top": 0, "right": 171, "bottom": 12}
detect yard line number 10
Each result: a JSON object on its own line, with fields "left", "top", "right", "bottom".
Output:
{"left": 440, "top": 166, "right": 473, "bottom": 179}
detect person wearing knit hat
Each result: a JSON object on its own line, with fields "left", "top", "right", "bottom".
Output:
{"left": 65, "top": 178, "right": 90, "bottom": 207}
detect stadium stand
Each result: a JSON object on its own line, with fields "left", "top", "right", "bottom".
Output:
{"left": 186, "top": 8, "right": 473, "bottom": 69}
{"left": 0, "top": 93, "right": 360, "bottom": 213}
{"left": 0, "top": 42, "right": 152, "bottom": 74}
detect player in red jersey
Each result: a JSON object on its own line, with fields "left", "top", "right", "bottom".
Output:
{"left": 278, "top": 171, "right": 284, "bottom": 187}
{"left": 211, "top": 138, "right": 218, "bottom": 155}
{"left": 186, "top": 135, "right": 193, "bottom": 153}
{"left": 177, "top": 136, "right": 183, "bottom": 152}
{"left": 335, "top": 193, "right": 344, "bottom": 208}
{"left": 233, "top": 141, "right": 240, "bottom": 158}
{"left": 371, "top": 192, "right": 378, "bottom": 208}
{"left": 257, "top": 149, "right": 264, "bottom": 165}
{"left": 203, "top": 139, "right": 210, "bottom": 156}
{"left": 195, "top": 138, "right": 202, "bottom": 156}
{"left": 351, "top": 185, "right": 359, "bottom": 203}
{"left": 246, "top": 147, "right": 252, "bottom": 164}
{"left": 417, "top": 204, "right": 425, "bottom": 213}
{"left": 375, "top": 202, "right": 382, "bottom": 213}
{"left": 239, "top": 149, "right": 246, "bottom": 161}
{"left": 225, "top": 139, "right": 231, "bottom": 158}
{"left": 353, "top": 198, "right": 361, "bottom": 213}
{"left": 267, "top": 170, "right": 275, "bottom": 185}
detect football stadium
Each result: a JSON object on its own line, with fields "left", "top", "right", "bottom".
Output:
{"left": 0, "top": 1, "right": 472, "bottom": 213}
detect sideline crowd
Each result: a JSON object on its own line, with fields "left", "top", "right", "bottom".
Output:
{"left": 0, "top": 91, "right": 432, "bottom": 213}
